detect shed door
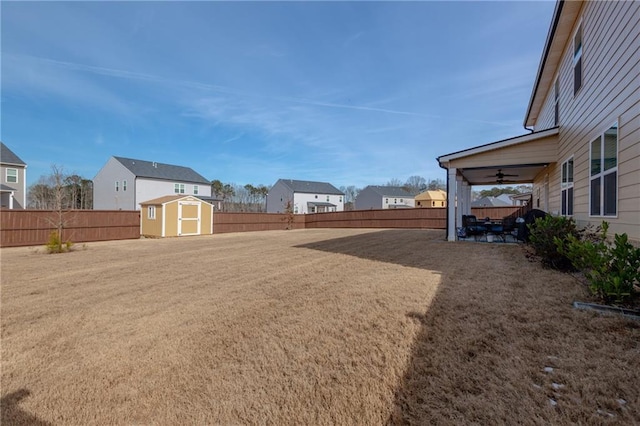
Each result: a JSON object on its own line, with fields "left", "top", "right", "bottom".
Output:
{"left": 178, "top": 201, "right": 201, "bottom": 236}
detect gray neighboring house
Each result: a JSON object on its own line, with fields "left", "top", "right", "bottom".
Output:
{"left": 0, "top": 142, "right": 27, "bottom": 209}
{"left": 471, "top": 196, "right": 512, "bottom": 208}
{"left": 355, "top": 186, "right": 416, "bottom": 210}
{"left": 266, "top": 179, "right": 344, "bottom": 214}
{"left": 93, "top": 156, "right": 212, "bottom": 210}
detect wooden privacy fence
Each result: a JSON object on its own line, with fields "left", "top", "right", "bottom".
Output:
{"left": 1, "top": 206, "right": 523, "bottom": 247}
{"left": 305, "top": 208, "right": 447, "bottom": 229}
{"left": 0, "top": 210, "right": 140, "bottom": 247}
{"left": 213, "top": 212, "right": 305, "bottom": 234}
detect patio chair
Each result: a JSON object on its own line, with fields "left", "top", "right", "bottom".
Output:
{"left": 500, "top": 216, "right": 517, "bottom": 242}
{"left": 461, "top": 215, "right": 487, "bottom": 241}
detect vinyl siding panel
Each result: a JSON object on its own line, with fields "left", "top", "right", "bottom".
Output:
{"left": 533, "top": 0, "right": 640, "bottom": 242}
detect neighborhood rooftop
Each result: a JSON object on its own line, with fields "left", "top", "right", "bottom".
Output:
{"left": 365, "top": 185, "right": 415, "bottom": 197}
{"left": 0, "top": 142, "right": 27, "bottom": 166}
{"left": 277, "top": 179, "right": 343, "bottom": 195}
{"left": 113, "top": 156, "right": 210, "bottom": 184}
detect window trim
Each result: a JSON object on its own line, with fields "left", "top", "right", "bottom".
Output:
{"left": 123, "top": 180, "right": 127, "bottom": 191}
{"left": 573, "top": 22, "right": 583, "bottom": 96}
{"left": 560, "top": 156, "right": 574, "bottom": 216}
{"left": 193, "top": 185, "right": 199, "bottom": 195}
{"left": 589, "top": 122, "right": 618, "bottom": 218}
{"left": 148, "top": 206, "right": 156, "bottom": 220}
{"left": 115, "top": 181, "right": 119, "bottom": 192}
{"left": 6, "top": 168, "right": 18, "bottom": 183}
{"left": 174, "top": 183, "right": 185, "bottom": 194}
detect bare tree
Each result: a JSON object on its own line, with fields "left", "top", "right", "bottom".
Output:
{"left": 427, "top": 178, "right": 446, "bottom": 191}
{"left": 405, "top": 175, "right": 427, "bottom": 194}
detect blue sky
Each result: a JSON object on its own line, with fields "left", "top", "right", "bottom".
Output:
{"left": 2, "top": 1, "right": 556, "bottom": 189}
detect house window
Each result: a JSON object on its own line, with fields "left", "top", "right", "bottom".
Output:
{"left": 590, "top": 123, "right": 617, "bottom": 216}
{"left": 115, "top": 181, "right": 119, "bottom": 192}
{"left": 123, "top": 180, "right": 127, "bottom": 191}
{"left": 174, "top": 183, "right": 185, "bottom": 194}
{"left": 339, "top": 197, "right": 342, "bottom": 203}
{"left": 148, "top": 206, "right": 156, "bottom": 220}
{"left": 561, "top": 157, "right": 574, "bottom": 216}
{"left": 394, "top": 199, "right": 397, "bottom": 203}
{"left": 554, "top": 78, "right": 560, "bottom": 126}
{"left": 432, "top": 201, "right": 436, "bottom": 207}
{"left": 573, "top": 24, "right": 583, "bottom": 95}
{"left": 315, "top": 195, "right": 318, "bottom": 199}
{"left": 310, "top": 206, "right": 316, "bottom": 213}
{"left": 326, "top": 195, "right": 330, "bottom": 202}
{"left": 194, "top": 185, "right": 199, "bottom": 195}
{"left": 6, "top": 168, "right": 17, "bottom": 183}
{"left": 385, "top": 198, "right": 388, "bottom": 204}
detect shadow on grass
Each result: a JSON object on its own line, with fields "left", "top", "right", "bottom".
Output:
{"left": 1, "top": 389, "right": 51, "bottom": 426}
{"left": 295, "top": 229, "right": 615, "bottom": 424}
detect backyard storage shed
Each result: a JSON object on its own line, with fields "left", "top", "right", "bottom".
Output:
{"left": 140, "top": 195, "right": 213, "bottom": 237}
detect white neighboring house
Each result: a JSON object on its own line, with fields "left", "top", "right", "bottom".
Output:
{"left": 355, "top": 186, "right": 416, "bottom": 210}
{"left": 93, "top": 156, "right": 212, "bottom": 210}
{"left": 0, "top": 142, "right": 27, "bottom": 209}
{"left": 266, "top": 179, "right": 344, "bottom": 214}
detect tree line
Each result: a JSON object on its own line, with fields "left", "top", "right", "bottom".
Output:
{"left": 27, "top": 166, "right": 93, "bottom": 210}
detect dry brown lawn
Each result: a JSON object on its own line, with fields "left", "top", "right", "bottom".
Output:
{"left": 1, "top": 228, "right": 638, "bottom": 425}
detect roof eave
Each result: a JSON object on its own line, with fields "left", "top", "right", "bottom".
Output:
{"left": 437, "top": 127, "right": 559, "bottom": 166}
{"left": 524, "top": 1, "right": 584, "bottom": 127}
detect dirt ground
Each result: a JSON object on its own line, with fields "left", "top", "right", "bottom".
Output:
{"left": 1, "top": 228, "right": 638, "bottom": 425}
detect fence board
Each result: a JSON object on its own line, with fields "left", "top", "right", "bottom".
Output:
{"left": 0, "top": 210, "right": 140, "bottom": 247}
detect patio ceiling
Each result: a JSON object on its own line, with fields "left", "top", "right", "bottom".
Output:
{"left": 437, "top": 127, "right": 559, "bottom": 186}
{"left": 456, "top": 163, "right": 550, "bottom": 186}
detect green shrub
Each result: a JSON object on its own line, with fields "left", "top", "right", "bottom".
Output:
{"left": 528, "top": 215, "right": 579, "bottom": 270}
{"left": 557, "top": 223, "right": 640, "bottom": 303}
{"left": 46, "top": 231, "right": 73, "bottom": 254}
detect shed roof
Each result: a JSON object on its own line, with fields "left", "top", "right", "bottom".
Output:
{"left": 114, "top": 156, "right": 210, "bottom": 184}
{"left": 0, "top": 142, "right": 26, "bottom": 166}
{"left": 277, "top": 179, "right": 343, "bottom": 195}
{"left": 140, "top": 195, "right": 212, "bottom": 206}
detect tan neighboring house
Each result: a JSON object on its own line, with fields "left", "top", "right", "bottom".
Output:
{"left": 438, "top": 0, "right": 639, "bottom": 243}
{"left": 415, "top": 189, "right": 447, "bottom": 208}
{"left": 0, "top": 142, "right": 27, "bottom": 209}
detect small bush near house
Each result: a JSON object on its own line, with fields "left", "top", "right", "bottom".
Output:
{"left": 557, "top": 222, "right": 640, "bottom": 303}
{"left": 45, "top": 230, "right": 73, "bottom": 254}
{"left": 527, "top": 215, "right": 579, "bottom": 270}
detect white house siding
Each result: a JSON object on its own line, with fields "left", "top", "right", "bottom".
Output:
{"left": 93, "top": 157, "right": 136, "bottom": 210}
{"left": 293, "top": 193, "right": 343, "bottom": 214}
{"left": 532, "top": 0, "right": 640, "bottom": 242}
{"left": 135, "top": 178, "right": 211, "bottom": 211}
{"left": 355, "top": 187, "right": 415, "bottom": 210}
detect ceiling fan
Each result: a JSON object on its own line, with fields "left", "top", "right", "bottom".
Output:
{"left": 485, "top": 169, "right": 518, "bottom": 184}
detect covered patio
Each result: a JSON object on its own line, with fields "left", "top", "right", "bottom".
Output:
{"left": 437, "top": 127, "right": 559, "bottom": 241}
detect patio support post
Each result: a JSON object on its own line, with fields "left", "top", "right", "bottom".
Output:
{"left": 462, "top": 181, "right": 472, "bottom": 216}
{"left": 456, "top": 174, "right": 464, "bottom": 236}
{"left": 447, "top": 167, "right": 457, "bottom": 241}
